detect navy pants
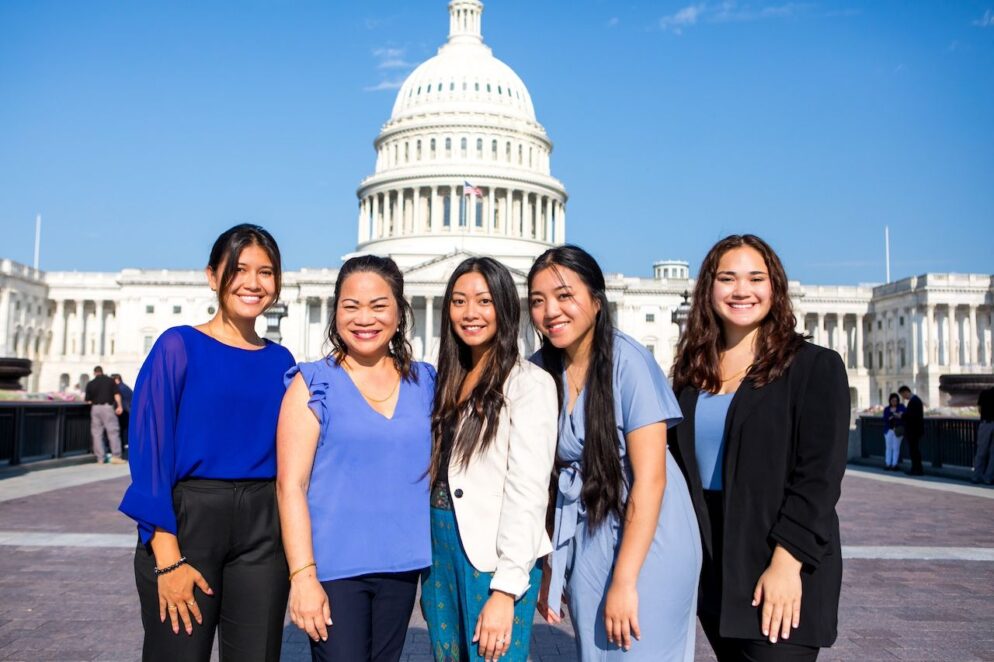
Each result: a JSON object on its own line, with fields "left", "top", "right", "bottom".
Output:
{"left": 310, "top": 570, "right": 421, "bottom": 662}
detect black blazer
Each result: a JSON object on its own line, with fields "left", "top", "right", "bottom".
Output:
{"left": 904, "top": 394, "right": 924, "bottom": 438}
{"left": 668, "top": 343, "right": 850, "bottom": 647}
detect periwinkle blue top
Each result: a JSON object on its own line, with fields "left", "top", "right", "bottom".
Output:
{"left": 694, "top": 391, "right": 734, "bottom": 491}
{"left": 285, "top": 358, "right": 435, "bottom": 581}
{"left": 119, "top": 326, "right": 295, "bottom": 544}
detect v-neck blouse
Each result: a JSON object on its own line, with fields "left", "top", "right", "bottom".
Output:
{"left": 285, "top": 358, "right": 436, "bottom": 581}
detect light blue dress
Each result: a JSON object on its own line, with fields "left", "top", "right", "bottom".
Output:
{"left": 536, "top": 331, "right": 702, "bottom": 661}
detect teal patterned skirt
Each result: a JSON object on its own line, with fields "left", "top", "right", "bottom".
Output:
{"left": 421, "top": 506, "right": 541, "bottom": 662}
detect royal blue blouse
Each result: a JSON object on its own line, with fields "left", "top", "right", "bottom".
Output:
{"left": 285, "top": 358, "right": 435, "bottom": 582}
{"left": 119, "top": 326, "right": 295, "bottom": 544}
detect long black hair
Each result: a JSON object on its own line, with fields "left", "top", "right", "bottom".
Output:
{"left": 528, "top": 245, "right": 624, "bottom": 529}
{"left": 327, "top": 254, "right": 416, "bottom": 380}
{"left": 207, "top": 223, "right": 282, "bottom": 312}
{"left": 429, "top": 257, "right": 520, "bottom": 483}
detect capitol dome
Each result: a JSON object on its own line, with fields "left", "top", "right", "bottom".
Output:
{"left": 354, "top": 0, "right": 567, "bottom": 271}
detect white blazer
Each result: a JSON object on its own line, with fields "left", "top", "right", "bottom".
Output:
{"left": 446, "top": 360, "right": 559, "bottom": 599}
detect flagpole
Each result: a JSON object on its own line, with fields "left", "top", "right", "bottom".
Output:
{"left": 884, "top": 225, "right": 890, "bottom": 283}
{"left": 33, "top": 214, "right": 41, "bottom": 271}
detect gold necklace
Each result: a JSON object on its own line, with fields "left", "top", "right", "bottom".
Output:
{"left": 344, "top": 361, "right": 400, "bottom": 403}
{"left": 720, "top": 364, "right": 752, "bottom": 383}
{"left": 565, "top": 362, "right": 587, "bottom": 396}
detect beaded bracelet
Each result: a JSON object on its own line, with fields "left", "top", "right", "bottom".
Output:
{"left": 154, "top": 557, "right": 188, "bottom": 577}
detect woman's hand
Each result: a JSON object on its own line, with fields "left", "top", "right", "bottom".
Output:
{"left": 535, "top": 559, "right": 562, "bottom": 624}
{"left": 752, "top": 545, "right": 803, "bottom": 643}
{"left": 157, "top": 563, "right": 213, "bottom": 635}
{"left": 288, "top": 570, "right": 332, "bottom": 643}
{"left": 473, "top": 591, "right": 515, "bottom": 661}
{"left": 604, "top": 579, "right": 640, "bottom": 651}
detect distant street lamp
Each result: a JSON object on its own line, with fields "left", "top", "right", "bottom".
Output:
{"left": 264, "top": 302, "right": 288, "bottom": 343}
{"left": 671, "top": 290, "right": 692, "bottom": 338}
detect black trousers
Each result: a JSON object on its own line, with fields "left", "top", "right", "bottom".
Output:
{"left": 310, "top": 571, "right": 420, "bottom": 662}
{"left": 699, "top": 491, "right": 819, "bottom": 662}
{"left": 906, "top": 433, "right": 924, "bottom": 473}
{"left": 134, "top": 479, "right": 289, "bottom": 662}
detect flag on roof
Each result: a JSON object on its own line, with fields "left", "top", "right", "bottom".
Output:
{"left": 463, "top": 180, "right": 483, "bottom": 198}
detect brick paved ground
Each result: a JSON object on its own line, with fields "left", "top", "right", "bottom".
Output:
{"left": 0, "top": 465, "right": 991, "bottom": 661}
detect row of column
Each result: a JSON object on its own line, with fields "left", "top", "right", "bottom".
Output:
{"left": 357, "top": 186, "right": 565, "bottom": 244}
{"left": 802, "top": 305, "right": 994, "bottom": 372}
{"left": 47, "top": 299, "right": 117, "bottom": 360}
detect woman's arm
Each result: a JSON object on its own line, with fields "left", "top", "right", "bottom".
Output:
{"left": 476, "top": 368, "right": 559, "bottom": 660}
{"left": 276, "top": 372, "right": 329, "bottom": 643}
{"left": 604, "top": 420, "right": 668, "bottom": 652}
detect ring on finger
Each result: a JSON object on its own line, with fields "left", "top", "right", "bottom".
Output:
{"left": 186, "top": 600, "right": 196, "bottom": 607}
{"left": 167, "top": 605, "right": 178, "bottom": 611}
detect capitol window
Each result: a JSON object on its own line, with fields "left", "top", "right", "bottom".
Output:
{"left": 646, "top": 313, "right": 655, "bottom": 323}
{"left": 172, "top": 305, "right": 181, "bottom": 315}
{"left": 430, "top": 138, "right": 436, "bottom": 158}
{"left": 518, "top": 144, "right": 523, "bottom": 165}
{"left": 498, "top": 85, "right": 503, "bottom": 94}
{"left": 404, "top": 142, "right": 409, "bottom": 162}
{"left": 445, "top": 138, "right": 452, "bottom": 157}
{"left": 450, "top": 81, "right": 455, "bottom": 91}
{"left": 416, "top": 140, "right": 422, "bottom": 160}
{"left": 491, "top": 139, "right": 497, "bottom": 159}
{"left": 486, "top": 83, "right": 491, "bottom": 92}
{"left": 145, "top": 305, "right": 154, "bottom": 314}
{"left": 505, "top": 141, "right": 511, "bottom": 161}
{"left": 474, "top": 82, "right": 480, "bottom": 91}
{"left": 476, "top": 138, "right": 483, "bottom": 158}
{"left": 460, "top": 137, "right": 467, "bottom": 157}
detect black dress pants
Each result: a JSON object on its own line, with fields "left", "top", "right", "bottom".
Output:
{"left": 134, "top": 479, "right": 289, "bottom": 662}
{"left": 907, "top": 433, "right": 924, "bottom": 474}
{"left": 699, "top": 491, "right": 819, "bottom": 662}
{"left": 310, "top": 571, "right": 421, "bottom": 662}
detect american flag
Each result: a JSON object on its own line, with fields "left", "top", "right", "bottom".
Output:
{"left": 463, "top": 180, "right": 483, "bottom": 198}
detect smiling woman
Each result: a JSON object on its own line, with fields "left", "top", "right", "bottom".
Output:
{"left": 276, "top": 255, "right": 436, "bottom": 662}
{"left": 119, "top": 224, "right": 295, "bottom": 662}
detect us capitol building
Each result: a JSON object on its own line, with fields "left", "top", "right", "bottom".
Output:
{"left": 1, "top": 0, "right": 992, "bottom": 409}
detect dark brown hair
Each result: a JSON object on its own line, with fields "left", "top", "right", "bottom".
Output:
{"left": 207, "top": 224, "right": 282, "bottom": 313}
{"left": 326, "top": 255, "right": 416, "bottom": 380}
{"left": 672, "top": 234, "right": 806, "bottom": 393}
{"left": 528, "top": 245, "right": 625, "bottom": 530}
{"left": 428, "top": 257, "right": 519, "bottom": 484}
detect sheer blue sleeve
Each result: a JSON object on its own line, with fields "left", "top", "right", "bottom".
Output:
{"left": 616, "top": 335, "right": 683, "bottom": 434}
{"left": 118, "top": 329, "right": 188, "bottom": 545}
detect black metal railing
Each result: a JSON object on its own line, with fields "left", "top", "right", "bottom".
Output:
{"left": 0, "top": 402, "right": 94, "bottom": 465}
{"left": 859, "top": 416, "right": 980, "bottom": 469}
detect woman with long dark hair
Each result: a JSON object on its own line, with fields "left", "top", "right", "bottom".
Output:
{"left": 669, "top": 234, "right": 849, "bottom": 661}
{"left": 120, "top": 224, "right": 294, "bottom": 661}
{"left": 883, "top": 393, "right": 905, "bottom": 470}
{"left": 529, "top": 245, "right": 701, "bottom": 661}
{"left": 277, "top": 255, "right": 435, "bottom": 662}
{"left": 421, "top": 257, "right": 558, "bottom": 661}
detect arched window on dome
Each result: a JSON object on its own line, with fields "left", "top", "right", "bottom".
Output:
{"left": 462, "top": 81, "right": 467, "bottom": 91}
{"left": 474, "top": 82, "right": 480, "bottom": 92}
{"left": 430, "top": 138, "right": 437, "bottom": 159}
{"left": 486, "top": 83, "right": 491, "bottom": 93}
{"left": 404, "top": 142, "right": 410, "bottom": 163}
{"left": 416, "top": 140, "right": 422, "bottom": 161}
{"left": 475, "top": 138, "right": 483, "bottom": 159}
{"left": 528, "top": 146, "right": 533, "bottom": 168}
{"left": 491, "top": 139, "right": 497, "bottom": 160}
{"left": 517, "top": 144, "right": 523, "bottom": 165}
{"left": 445, "top": 137, "right": 452, "bottom": 158}
{"left": 427, "top": 84, "right": 432, "bottom": 93}
{"left": 450, "top": 81, "right": 455, "bottom": 91}
{"left": 417, "top": 86, "right": 421, "bottom": 95}
{"left": 460, "top": 137, "right": 467, "bottom": 158}
{"left": 505, "top": 141, "right": 511, "bottom": 162}
{"left": 498, "top": 85, "right": 503, "bottom": 95}
{"left": 393, "top": 143, "right": 398, "bottom": 166}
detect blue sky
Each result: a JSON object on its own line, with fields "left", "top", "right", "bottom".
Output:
{"left": 1, "top": 1, "right": 991, "bottom": 285}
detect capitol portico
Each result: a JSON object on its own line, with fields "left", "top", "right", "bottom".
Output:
{"left": 1, "top": 0, "right": 992, "bottom": 409}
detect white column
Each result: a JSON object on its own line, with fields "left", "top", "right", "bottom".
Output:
{"left": 50, "top": 299, "right": 65, "bottom": 357}
{"left": 0, "top": 288, "right": 11, "bottom": 356}
{"left": 556, "top": 202, "right": 566, "bottom": 243}
{"left": 429, "top": 186, "right": 440, "bottom": 232}
{"left": 487, "top": 187, "right": 495, "bottom": 234}
{"left": 910, "top": 307, "right": 919, "bottom": 382}
{"left": 969, "top": 306, "right": 979, "bottom": 366}
{"left": 370, "top": 193, "right": 383, "bottom": 239}
{"left": 357, "top": 198, "right": 366, "bottom": 244}
{"left": 424, "top": 296, "right": 435, "bottom": 360}
{"left": 951, "top": 307, "right": 961, "bottom": 367}
{"left": 413, "top": 187, "right": 422, "bottom": 233}
{"left": 924, "top": 305, "right": 934, "bottom": 366}
{"left": 854, "top": 315, "right": 863, "bottom": 369}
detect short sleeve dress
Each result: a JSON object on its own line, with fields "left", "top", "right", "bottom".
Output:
{"left": 537, "top": 331, "right": 702, "bottom": 662}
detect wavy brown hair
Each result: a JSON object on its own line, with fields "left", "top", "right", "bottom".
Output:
{"left": 671, "top": 234, "right": 807, "bottom": 393}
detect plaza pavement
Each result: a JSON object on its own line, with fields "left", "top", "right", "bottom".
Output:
{"left": 0, "top": 463, "right": 992, "bottom": 661}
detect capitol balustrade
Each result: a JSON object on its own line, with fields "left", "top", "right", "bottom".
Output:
{"left": 856, "top": 415, "right": 979, "bottom": 473}
{"left": 0, "top": 401, "right": 92, "bottom": 466}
